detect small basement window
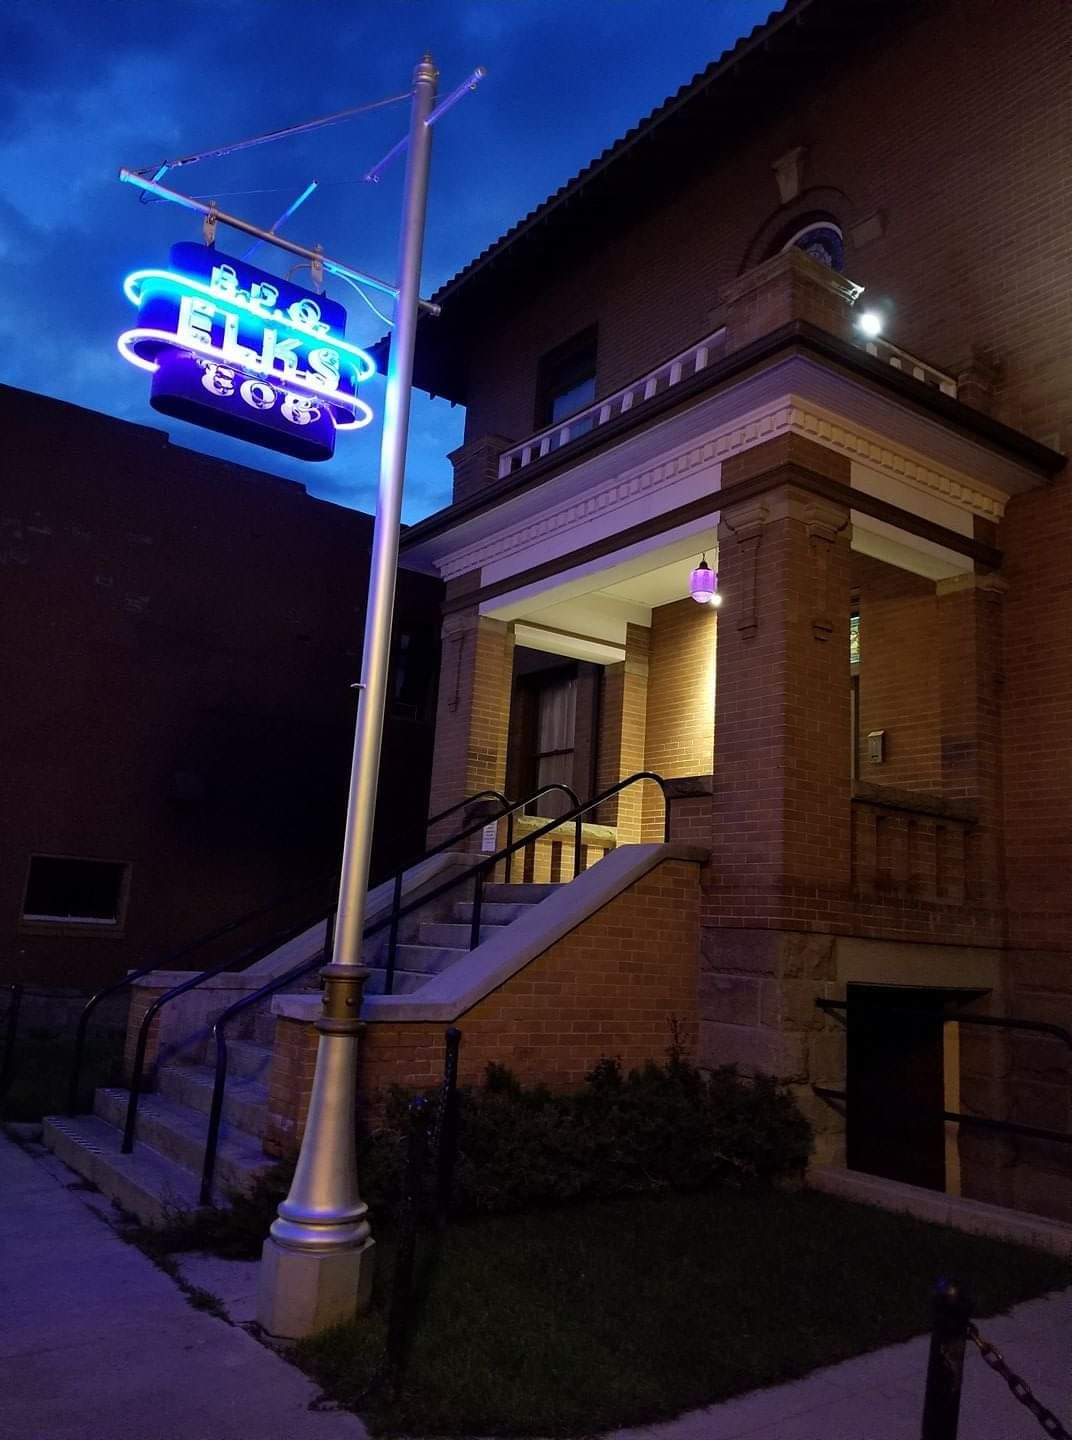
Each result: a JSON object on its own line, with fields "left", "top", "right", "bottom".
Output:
{"left": 22, "top": 856, "right": 128, "bottom": 926}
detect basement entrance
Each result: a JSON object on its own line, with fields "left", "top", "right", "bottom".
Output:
{"left": 846, "top": 984, "right": 948, "bottom": 1192}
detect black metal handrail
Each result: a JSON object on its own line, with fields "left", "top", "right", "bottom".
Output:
{"left": 121, "top": 904, "right": 340, "bottom": 1154}
{"left": 1, "top": 984, "right": 24, "bottom": 1102}
{"left": 124, "top": 784, "right": 577, "bottom": 1161}
{"left": 66, "top": 875, "right": 339, "bottom": 1116}
{"left": 813, "top": 999, "right": 1072, "bottom": 1148}
{"left": 427, "top": 789, "right": 509, "bottom": 829}
{"left": 196, "top": 772, "right": 670, "bottom": 1202}
{"left": 382, "top": 780, "right": 580, "bottom": 994}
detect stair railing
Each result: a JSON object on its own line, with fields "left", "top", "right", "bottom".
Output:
{"left": 66, "top": 876, "right": 340, "bottom": 1116}
{"left": 382, "top": 781, "right": 579, "bottom": 994}
{"left": 121, "top": 785, "right": 575, "bottom": 1160}
{"left": 197, "top": 771, "right": 668, "bottom": 1209}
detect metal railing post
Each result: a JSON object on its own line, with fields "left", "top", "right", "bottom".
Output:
{"left": 469, "top": 865, "right": 484, "bottom": 950}
{"left": 574, "top": 815, "right": 583, "bottom": 878}
{"left": 921, "top": 1279, "right": 972, "bottom": 1440}
{"left": 385, "top": 870, "right": 403, "bottom": 996}
{"left": 1, "top": 983, "right": 23, "bottom": 1101}
{"left": 386, "top": 1096, "right": 430, "bottom": 1398}
{"left": 435, "top": 1027, "right": 462, "bottom": 1223}
{"left": 200, "top": 1025, "right": 229, "bottom": 1206}
{"left": 504, "top": 812, "right": 514, "bottom": 884}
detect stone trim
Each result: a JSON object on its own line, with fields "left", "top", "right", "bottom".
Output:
{"left": 273, "top": 842, "right": 708, "bottom": 1026}
{"left": 435, "top": 393, "right": 1009, "bottom": 584}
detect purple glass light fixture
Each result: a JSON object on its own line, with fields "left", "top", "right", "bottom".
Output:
{"left": 690, "top": 554, "right": 721, "bottom": 606}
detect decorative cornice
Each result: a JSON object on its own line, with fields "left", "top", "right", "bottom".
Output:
{"left": 437, "top": 394, "right": 1008, "bottom": 581}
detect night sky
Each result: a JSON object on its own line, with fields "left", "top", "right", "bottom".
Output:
{"left": 4, "top": 0, "right": 778, "bottom": 522}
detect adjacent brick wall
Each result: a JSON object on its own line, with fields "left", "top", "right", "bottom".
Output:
{"left": 642, "top": 598, "right": 717, "bottom": 840}
{"left": 264, "top": 858, "right": 702, "bottom": 1154}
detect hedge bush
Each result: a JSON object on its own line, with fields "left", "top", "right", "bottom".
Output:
{"left": 361, "top": 1051, "right": 813, "bottom": 1218}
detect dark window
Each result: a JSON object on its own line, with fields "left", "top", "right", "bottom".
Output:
{"left": 23, "top": 856, "right": 127, "bottom": 924}
{"left": 390, "top": 623, "right": 437, "bottom": 722}
{"left": 535, "top": 327, "right": 598, "bottom": 433}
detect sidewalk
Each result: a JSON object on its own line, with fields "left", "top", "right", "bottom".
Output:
{"left": 607, "top": 1290, "right": 1071, "bottom": 1440}
{"left": 0, "top": 1131, "right": 365, "bottom": 1440}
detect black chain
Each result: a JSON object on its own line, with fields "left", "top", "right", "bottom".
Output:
{"left": 968, "top": 1323, "right": 1072, "bottom": 1439}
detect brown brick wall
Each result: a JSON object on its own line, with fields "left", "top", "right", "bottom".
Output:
{"left": 264, "top": 858, "right": 702, "bottom": 1154}
{"left": 459, "top": 0, "right": 1072, "bottom": 460}
{"left": 642, "top": 598, "right": 717, "bottom": 840}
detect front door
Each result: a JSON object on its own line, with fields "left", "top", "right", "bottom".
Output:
{"left": 846, "top": 984, "right": 947, "bottom": 1191}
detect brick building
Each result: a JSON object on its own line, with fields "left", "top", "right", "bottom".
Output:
{"left": 381, "top": 0, "right": 1071, "bottom": 1220}
{"left": 41, "top": 0, "right": 1072, "bottom": 1229}
{"left": 2, "top": 386, "right": 441, "bottom": 990}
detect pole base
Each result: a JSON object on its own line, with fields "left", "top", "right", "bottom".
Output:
{"left": 257, "top": 1234, "right": 376, "bottom": 1340}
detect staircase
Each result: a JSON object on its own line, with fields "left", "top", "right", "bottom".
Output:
{"left": 43, "top": 882, "right": 559, "bottom": 1224}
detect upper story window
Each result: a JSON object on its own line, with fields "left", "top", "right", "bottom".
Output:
{"left": 782, "top": 221, "right": 845, "bottom": 272}
{"left": 535, "top": 326, "right": 598, "bottom": 432}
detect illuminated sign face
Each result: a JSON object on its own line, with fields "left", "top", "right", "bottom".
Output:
{"left": 118, "top": 243, "right": 375, "bottom": 461}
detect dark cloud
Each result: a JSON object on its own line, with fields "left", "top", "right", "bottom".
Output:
{"left": 2, "top": 0, "right": 778, "bottom": 521}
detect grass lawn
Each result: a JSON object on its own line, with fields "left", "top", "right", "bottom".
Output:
{"left": 295, "top": 1185, "right": 1071, "bottom": 1438}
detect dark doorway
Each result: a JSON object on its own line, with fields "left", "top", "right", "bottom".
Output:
{"left": 846, "top": 984, "right": 947, "bottom": 1191}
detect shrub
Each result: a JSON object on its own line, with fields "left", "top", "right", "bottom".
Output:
{"left": 359, "top": 1050, "right": 813, "bottom": 1219}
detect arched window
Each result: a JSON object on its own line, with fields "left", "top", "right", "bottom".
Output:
{"left": 781, "top": 220, "right": 845, "bottom": 272}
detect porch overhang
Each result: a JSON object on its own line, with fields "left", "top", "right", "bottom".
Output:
{"left": 400, "top": 322, "right": 1064, "bottom": 594}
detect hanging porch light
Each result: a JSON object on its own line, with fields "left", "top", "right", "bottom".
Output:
{"left": 690, "top": 554, "right": 721, "bottom": 606}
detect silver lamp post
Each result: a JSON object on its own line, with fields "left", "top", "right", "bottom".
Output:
{"left": 257, "top": 54, "right": 439, "bottom": 1341}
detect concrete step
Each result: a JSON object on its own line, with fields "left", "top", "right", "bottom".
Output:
{"left": 417, "top": 921, "right": 504, "bottom": 949}
{"left": 482, "top": 883, "right": 560, "bottom": 904}
{"left": 226, "top": 1039, "right": 274, "bottom": 1082}
{"left": 393, "top": 945, "right": 468, "bottom": 976}
{"left": 363, "top": 965, "right": 434, "bottom": 995}
{"left": 156, "top": 1062, "right": 267, "bottom": 1138}
{"left": 43, "top": 1113, "right": 203, "bottom": 1226}
{"left": 94, "top": 1088, "right": 267, "bottom": 1198}
{"left": 452, "top": 900, "right": 532, "bottom": 925}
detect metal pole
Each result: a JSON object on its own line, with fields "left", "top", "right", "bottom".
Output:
{"left": 257, "top": 54, "right": 439, "bottom": 1343}
{"left": 921, "top": 1279, "right": 972, "bottom": 1440}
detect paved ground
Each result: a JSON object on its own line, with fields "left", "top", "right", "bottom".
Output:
{"left": 0, "top": 1131, "right": 366, "bottom": 1440}
{"left": 608, "top": 1290, "right": 1072, "bottom": 1440}
{"left": 3, "top": 1130, "right": 1069, "bottom": 1440}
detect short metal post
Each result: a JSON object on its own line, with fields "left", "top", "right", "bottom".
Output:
{"left": 386, "top": 1096, "right": 430, "bottom": 1398}
{"left": 435, "top": 1028, "right": 461, "bottom": 1222}
{"left": 1, "top": 983, "right": 23, "bottom": 1101}
{"left": 574, "top": 815, "right": 584, "bottom": 878}
{"left": 468, "top": 865, "right": 484, "bottom": 950}
{"left": 921, "top": 1278, "right": 973, "bottom": 1440}
{"left": 385, "top": 871, "right": 403, "bottom": 996}
{"left": 504, "top": 812, "right": 514, "bottom": 884}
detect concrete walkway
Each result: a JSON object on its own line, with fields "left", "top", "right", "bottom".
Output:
{"left": 0, "top": 1132, "right": 365, "bottom": 1440}
{"left": 608, "top": 1289, "right": 1072, "bottom": 1440}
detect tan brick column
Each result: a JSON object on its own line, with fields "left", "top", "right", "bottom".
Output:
{"left": 594, "top": 624, "right": 649, "bottom": 840}
{"left": 701, "top": 437, "right": 853, "bottom": 1114}
{"left": 427, "top": 607, "right": 515, "bottom": 845}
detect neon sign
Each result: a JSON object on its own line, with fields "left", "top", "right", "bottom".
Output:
{"left": 118, "top": 242, "right": 375, "bottom": 461}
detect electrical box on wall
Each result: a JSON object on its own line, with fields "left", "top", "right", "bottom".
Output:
{"left": 867, "top": 730, "right": 886, "bottom": 764}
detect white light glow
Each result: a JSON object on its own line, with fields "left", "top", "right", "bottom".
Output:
{"left": 857, "top": 309, "right": 884, "bottom": 338}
